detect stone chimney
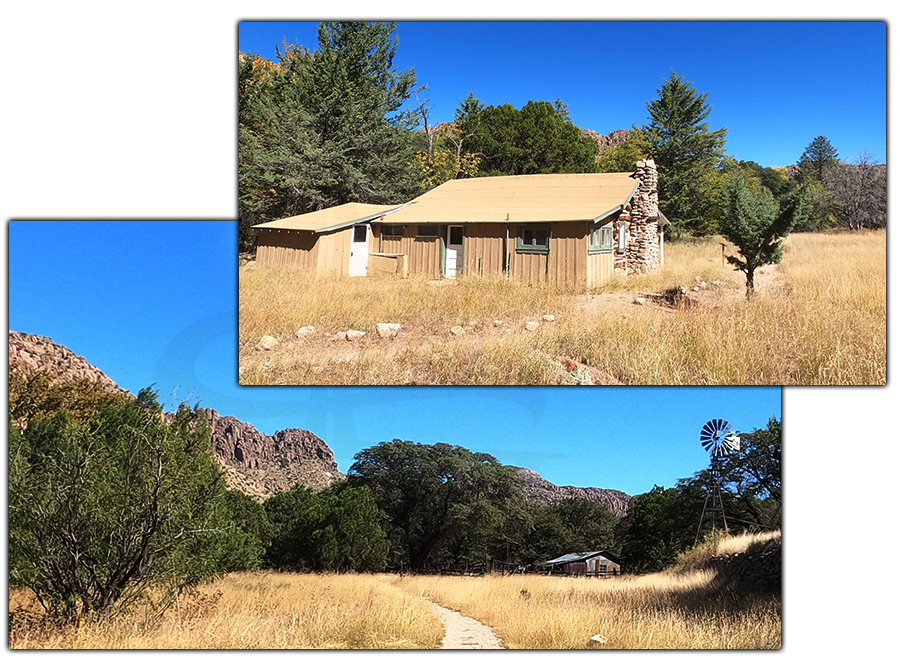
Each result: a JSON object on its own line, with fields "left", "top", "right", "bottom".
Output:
{"left": 616, "top": 159, "right": 662, "bottom": 274}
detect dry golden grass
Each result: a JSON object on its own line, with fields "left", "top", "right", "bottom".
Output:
{"left": 9, "top": 572, "right": 443, "bottom": 650}
{"left": 239, "top": 230, "right": 885, "bottom": 385}
{"left": 10, "top": 532, "right": 780, "bottom": 650}
{"left": 388, "top": 532, "right": 781, "bottom": 650}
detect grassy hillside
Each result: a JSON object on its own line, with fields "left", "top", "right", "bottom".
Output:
{"left": 239, "top": 230, "right": 885, "bottom": 385}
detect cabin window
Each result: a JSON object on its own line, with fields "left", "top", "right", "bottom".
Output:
{"left": 517, "top": 224, "right": 550, "bottom": 254}
{"left": 381, "top": 225, "right": 404, "bottom": 237}
{"left": 589, "top": 224, "right": 614, "bottom": 254}
{"left": 617, "top": 223, "right": 627, "bottom": 253}
{"left": 417, "top": 225, "right": 439, "bottom": 237}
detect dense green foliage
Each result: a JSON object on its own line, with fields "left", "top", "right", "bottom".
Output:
{"left": 263, "top": 483, "right": 390, "bottom": 572}
{"left": 347, "top": 439, "right": 528, "bottom": 571}
{"left": 238, "top": 21, "right": 426, "bottom": 250}
{"left": 641, "top": 72, "right": 728, "bottom": 236}
{"left": 8, "top": 389, "right": 233, "bottom": 624}
{"left": 719, "top": 171, "right": 810, "bottom": 295}
{"left": 462, "top": 99, "right": 601, "bottom": 177}
{"left": 8, "top": 369, "right": 132, "bottom": 430}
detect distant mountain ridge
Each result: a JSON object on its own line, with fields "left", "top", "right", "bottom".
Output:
{"left": 512, "top": 467, "right": 631, "bottom": 516}
{"left": 9, "top": 331, "right": 631, "bottom": 512}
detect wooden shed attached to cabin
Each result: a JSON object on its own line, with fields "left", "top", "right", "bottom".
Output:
{"left": 369, "top": 160, "right": 667, "bottom": 287}
{"left": 542, "top": 550, "right": 623, "bottom": 577}
{"left": 252, "top": 202, "right": 408, "bottom": 277}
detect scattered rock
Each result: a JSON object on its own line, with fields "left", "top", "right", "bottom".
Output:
{"left": 376, "top": 322, "right": 401, "bottom": 339}
{"left": 295, "top": 325, "right": 315, "bottom": 339}
{"left": 330, "top": 331, "right": 347, "bottom": 342}
{"left": 346, "top": 329, "right": 366, "bottom": 341}
{"left": 524, "top": 321, "right": 540, "bottom": 332}
{"left": 542, "top": 314, "right": 556, "bottom": 322}
{"left": 257, "top": 335, "right": 278, "bottom": 350}
{"left": 589, "top": 635, "right": 608, "bottom": 645}
{"left": 633, "top": 297, "right": 646, "bottom": 305}
{"left": 244, "top": 260, "right": 256, "bottom": 269}
{"left": 450, "top": 325, "right": 466, "bottom": 336}
{"left": 493, "top": 319, "right": 504, "bottom": 327}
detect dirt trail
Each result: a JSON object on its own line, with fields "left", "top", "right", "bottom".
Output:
{"left": 429, "top": 601, "right": 505, "bottom": 649}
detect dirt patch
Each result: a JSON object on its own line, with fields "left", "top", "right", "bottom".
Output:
{"left": 428, "top": 601, "right": 505, "bottom": 649}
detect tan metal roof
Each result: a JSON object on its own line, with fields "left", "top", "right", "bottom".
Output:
{"left": 252, "top": 202, "right": 404, "bottom": 233}
{"left": 375, "top": 173, "right": 640, "bottom": 224}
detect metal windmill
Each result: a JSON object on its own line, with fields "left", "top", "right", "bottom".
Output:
{"left": 695, "top": 419, "right": 741, "bottom": 543}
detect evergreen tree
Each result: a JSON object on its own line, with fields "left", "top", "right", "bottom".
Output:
{"left": 642, "top": 72, "right": 727, "bottom": 236}
{"left": 237, "top": 22, "right": 426, "bottom": 250}
{"left": 467, "top": 99, "right": 600, "bottom": 176}
{"left": 797, "top": 135, "right": 839, "bottom": 183}
{"left": 719, "top": 172, "right": 809, "bottom": 297}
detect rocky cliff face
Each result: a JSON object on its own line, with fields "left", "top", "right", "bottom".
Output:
{"left": 9, "top": 331, "right": 125, "bottom": 393}
{"left": 512, "top": 467, "right": 631, "bottom": 516}
{"left": 582, "top": 128, "right": 632, "bottom": 154}
{"left": 203, "top": 409, "right": 341, "bottom": 499}
{"left": 9, "top": 330, "right": 342, "bottom": 500}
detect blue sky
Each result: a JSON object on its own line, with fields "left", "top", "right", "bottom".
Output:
{"left": 8, "top": 220, "right": 779, "bottom": 495}
{"left": 239, "top": 21, "right": 886, "bottom": 168}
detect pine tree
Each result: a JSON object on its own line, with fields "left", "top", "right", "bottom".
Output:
{"left": 237, "top": 22, "right": 426, "bottom": 249}
{"left": 798, "top": 135, "right": 839, "bottom": 182}
{"left": 719, "top": 173, "right": 809, "bottom": 297}
{"left": 642, "top": 72, "right": 727, "bottom": 236}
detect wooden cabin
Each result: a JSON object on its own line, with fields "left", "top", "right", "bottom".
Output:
{"left": 252, "top": 202, "right": 408, "bottom": 277}
{"left": 542, "top": 550, "right": 623, "bottom": 577}
{"left": 252, "top": 161, "right": 667, "bottom": 288}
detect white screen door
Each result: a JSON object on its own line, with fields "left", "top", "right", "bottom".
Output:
{"left": 349, "top": 224, "right": 370, "bottom": 277}
{"left": 446, "top": 225, "right": 464, "bottom": 279}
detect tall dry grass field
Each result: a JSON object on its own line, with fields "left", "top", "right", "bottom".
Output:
{"left": 9, "top": 572, "right": 443, "bottom": 649}
{"left": 389, "top": 531, "right": 781, "bottom": 650}
{"left": 239, "top": 230, "right": 885, "bottom": 385}
{"left": 10, "top": 533, "right": 780, "bottom": 649}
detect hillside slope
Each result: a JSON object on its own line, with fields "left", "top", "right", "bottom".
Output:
{"left": 9, "top": 330, "right": 342, "bottom": 499}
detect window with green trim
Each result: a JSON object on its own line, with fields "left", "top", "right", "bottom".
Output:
{"left": 517, "top": 224, "right": 550, "bottom": 254}
{"left": 381, "top": 225, "right": 404, "bottom": 237}
{"left": 416, "top": 225, "right": 439, "bottom": 237}
{"left": 588, "top": 224, "right": 614, "bottom": 254}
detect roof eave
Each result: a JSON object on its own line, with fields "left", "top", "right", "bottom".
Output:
{"left": 314, "top": 203, "right": 414, "bottom": 233}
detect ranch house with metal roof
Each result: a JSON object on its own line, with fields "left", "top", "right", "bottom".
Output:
{"left": 252, "top": 160, "right": 667, "bottom": 288}
{"left": 542, "top": 550, "right": 623, "bottom": 577}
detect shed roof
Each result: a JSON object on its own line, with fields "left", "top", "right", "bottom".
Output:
{"left": 252, "top": 202, "right": 406, "bottom": 233}
{"left": 543, "top": 550, "right": 622, "bottom": 566}
{"left": 374, "top": 173, "right": 640, "bottom": 225}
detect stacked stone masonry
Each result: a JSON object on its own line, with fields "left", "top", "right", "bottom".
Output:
{"left": 621, "top": 159, "right": 662, "bottom": 274}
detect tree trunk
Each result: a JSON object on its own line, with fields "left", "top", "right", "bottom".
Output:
{"left": 745, "top": 268, "right": 756, "bottom": 299}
